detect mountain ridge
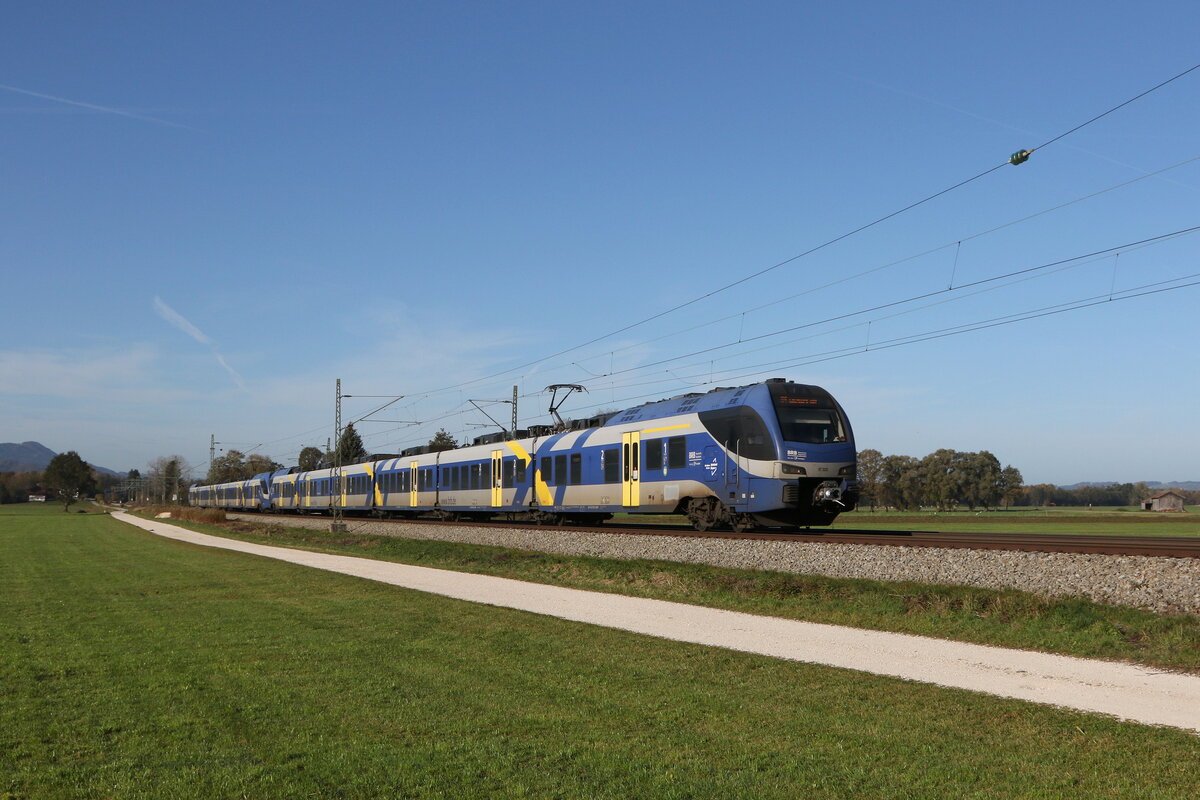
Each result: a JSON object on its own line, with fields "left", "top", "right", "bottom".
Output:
{"left": 0, "top": 441, "right": 122, "bottom": 476}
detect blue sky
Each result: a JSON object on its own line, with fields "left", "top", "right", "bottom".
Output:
{"left": 2, "top": 1, "right": 1197, "bottom": 485}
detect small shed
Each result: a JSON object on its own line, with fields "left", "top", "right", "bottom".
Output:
{"left": 1143, "top": 490, "right": 1187, "bottom": 512}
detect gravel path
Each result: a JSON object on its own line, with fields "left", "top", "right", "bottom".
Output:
{"left": 232, "top": 514, "right": 1200, "bottom": 615}
{"left": 122, "top": 512, "right": 1200, "bottom": 734}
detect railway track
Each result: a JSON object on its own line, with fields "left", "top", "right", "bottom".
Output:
{"left": 252, "top": 513, "right": 1200, "bottom": 559}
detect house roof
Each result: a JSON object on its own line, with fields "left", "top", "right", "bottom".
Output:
{"left": 1150, "top": 489, "right": 1187, "bottom": 500}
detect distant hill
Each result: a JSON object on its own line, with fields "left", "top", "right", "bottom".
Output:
{"left": 0, "top": 441, "right": 122, "bottom": 476}
{"left": 1060, "top": 480, "right": 1200, "bottom": 492}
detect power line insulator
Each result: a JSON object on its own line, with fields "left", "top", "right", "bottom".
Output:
{"left": 1009, "top": 149, "right": 1033, "bottom": 166}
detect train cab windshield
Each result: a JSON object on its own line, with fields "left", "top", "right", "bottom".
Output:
{"left": 775, "top": 406, "right": 846, "bottom": 443}
{"left": 769, "top": 384, "right": 849, "bottom": 444}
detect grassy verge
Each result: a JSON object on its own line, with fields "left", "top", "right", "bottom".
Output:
{"left": 130, "top": 505, "right": 1200, "bottom": 675}
{"left": 4, "top": 505, "right": 1200, "bottom": 798}
{"left": 831, "top": 507, "right": 1200, "bottom": 535}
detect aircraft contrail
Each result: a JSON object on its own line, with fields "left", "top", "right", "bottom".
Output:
{"left": 153, "top": 296, "right": 248, "bottom": 390}
{"left": 0, "top": 83, "right": 196, "bottom": 130}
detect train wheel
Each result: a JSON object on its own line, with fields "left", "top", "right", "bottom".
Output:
{"left": 686, "top": 497, "right": 721, "bottom": 532}
{"left": 730, "top": 513, "right": 755, "bottom": 533}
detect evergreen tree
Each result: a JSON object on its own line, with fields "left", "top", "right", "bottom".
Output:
{"left": 427, "top": 429, "right": 459, "bottom": 452}
{"left": 335, "top": 423, "right": 368, "bottom": 465}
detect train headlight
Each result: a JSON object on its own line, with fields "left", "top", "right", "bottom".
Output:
{"left": 780, "top": 463, "right": 807, "bottom": 476}
{"left": 838, "top": 464, "right": 856, "bottom": 478}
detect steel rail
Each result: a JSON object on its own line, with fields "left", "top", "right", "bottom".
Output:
{"left": 244, "top": 513, "right": 1200, "bottom": 559}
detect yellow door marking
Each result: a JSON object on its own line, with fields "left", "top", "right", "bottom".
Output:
{"left": 491, "top": 450, "right": 503, "bottom": 507}
{"left": 363, "top": 462, "right": 382, "bottom": 507}
{"left": 622, "top": 430, "right": 641, "bottom": 507}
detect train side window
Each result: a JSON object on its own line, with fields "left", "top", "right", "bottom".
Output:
{"left": 554, "top": 455, "right": 567, "bottom": 487}
{"left": 482, "top": 462, "right": 492, "bottom": 490}
{"left": 602, "top": 448, "right": 620, "bottom": 483}
{"left": 541, "top": 456, "right": 552, "bottom": 485}
{"left": 515, "top": 460, "right": 527, "bottom": 484}
{"left": 668, "top": 437, "right": 686, "bottom": 469}
{"left": 569, "top": 453, "right": 581, "bottom": 485}
{"left": 502, "top": 459, "right": 514, "bottom": 488}
{"left": 645, "top": 439, "right": 664, "bottom": 471}
{"left": 698, "top": 407, "right": 777, "bottom": 460}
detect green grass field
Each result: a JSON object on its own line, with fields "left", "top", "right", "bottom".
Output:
{"left": 170, "top": 508, "right": 1200, "bottom": 674}
{"left": 4, "top": 504, "right": 1200, "bottom": 798}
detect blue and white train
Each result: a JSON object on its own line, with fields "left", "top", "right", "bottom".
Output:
{"left": 189, "top": 378, "right": 859, "bottom": 530}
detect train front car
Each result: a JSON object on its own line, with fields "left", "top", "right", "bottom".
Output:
{"left": 681, "top": 378, "right": 857, "bottom": 530}
{"left": 759, "top": 379, "right": 858, "bottom": 527}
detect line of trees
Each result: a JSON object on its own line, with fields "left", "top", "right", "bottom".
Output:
{"left": 856, "top": 449, "right": 1024, "bottom": 511}
{"left": 1019, "top": 483, "right": 1200, "bottom": 507}
{"left": 205, "top": 451, "right": 283, "bottom": 484}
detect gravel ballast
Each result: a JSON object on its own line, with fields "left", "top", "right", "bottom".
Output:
{"left": 229, "top": 514, "right": 1200, "bottom": 615}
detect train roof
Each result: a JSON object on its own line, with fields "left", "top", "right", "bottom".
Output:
{"left": 603, "top": 379, "right": 830, "bottom": 426}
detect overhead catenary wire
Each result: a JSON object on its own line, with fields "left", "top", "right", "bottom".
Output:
{"left": 558, "top": 224, "right": 1200, "bottom": 386}
{"left": 423, "top": 60, "right": 1200, "bottom": 391}
{"left": 553, "top": 154, "right": 1200, "bottom": 374}
{"left": 249, "top": 216, "right": 1200, "bottom": 461}
{"left": 512, "top": 271, "right": 1200, "bottom": 427}
{"left": 324, "top": 65, "right": 1200, "bottom": 419}
{"left": 379, "top": 259, "right": 1200, "bottom": 454}
{"left": 219, "top": 64, "right": 1200, "bottom": 464}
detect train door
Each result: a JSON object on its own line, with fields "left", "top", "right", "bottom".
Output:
{"left": 409, "top": 460, "right": 419, "bottom": 508}
{"left": 724, "top": 441, "right": 748, "bottom": 506}
{"left": 491, "top": 450, "right": 503, "bottom": 508}
{"left": 622, "top": 431, "right": 641, "bottom": 507}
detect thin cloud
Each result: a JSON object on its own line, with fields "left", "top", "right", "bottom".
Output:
{"left": 153, "top": 297, "right": 247, "bottom": 391}
{"left": 0, "top": 83, "right": 196, "bottom": 130}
